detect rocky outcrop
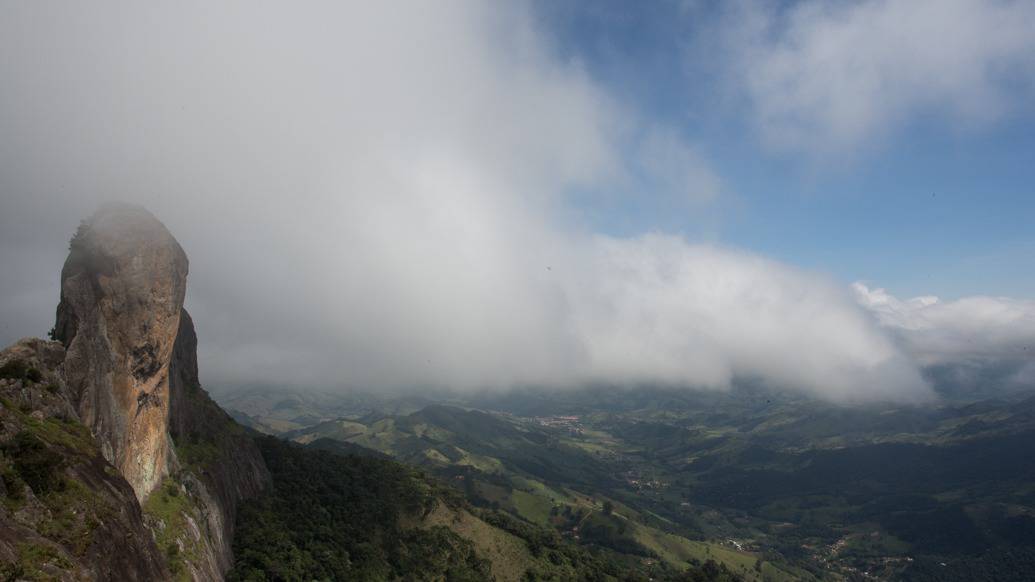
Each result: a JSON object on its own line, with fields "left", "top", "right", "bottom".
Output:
{"left": 0, "top": 338, "right": 169, "bottom": 580}
{"left": 54, "top": 203, "right": 187, "bottom": 500}
{"left": 1, "top": 204, "right": 270, "bottom": 580}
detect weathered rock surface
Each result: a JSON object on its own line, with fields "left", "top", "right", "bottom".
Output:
{"left": 0, "top": 338, "right": 169, "bottom": 580}
{"left": 55, "top": 203, "right": 187, "bottom": 500}
{"left": 1, "top": 204, "right": 269, "bottom": 580}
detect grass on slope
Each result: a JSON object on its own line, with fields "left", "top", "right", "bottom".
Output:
{"left": 417, "top": 502, "right": 540, "bottom": 582}
{"left": 142, "top": 478, "right": 200, "bottom": 582}
{"left": 512, "top": 489, "right": 555, "bottom": 525}
{"left": 631, "top": 522, "right": 802, "bottom": 582}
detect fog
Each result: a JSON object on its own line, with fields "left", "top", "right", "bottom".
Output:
{"left": 0, "top": 2, "right": 1028, "bottom": 403}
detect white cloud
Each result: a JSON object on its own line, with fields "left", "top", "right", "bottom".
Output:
{"left": 0, "top": 1, "right": 951, "bottom": 403}
{"left": 854, "top": 283, "right": 1035, "bottom": 386}
{"left": 566, "top": 236, "right": 931, "bottom": 402}
{"left": 727, "top": 0, "right": 1035, "bottom": 153}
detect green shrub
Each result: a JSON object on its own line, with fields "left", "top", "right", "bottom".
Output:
{"left": 0, "top": 360, "right": 44, "bottom": 384}
{"left": 26, "top": 368, "right": 43, "bottom": 383}
{"left": 0, "top": 359, "right": 28, "bottom": 381}
{"left": 3, "top": 431, "right": 65, "bottom": 495}
{"left": 2, "top": 464, "right": 25, "bottom": 505}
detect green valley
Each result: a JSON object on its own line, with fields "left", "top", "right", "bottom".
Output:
{"left": 223, "top": 385, "right": 1035, "bottom": 581}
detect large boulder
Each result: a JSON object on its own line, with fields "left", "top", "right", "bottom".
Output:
{"left": 54, "top": 203, "right": 187, "bottom": 500}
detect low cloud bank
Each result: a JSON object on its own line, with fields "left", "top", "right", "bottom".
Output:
{"left": 562, "top": 236, "right": 931, "bottom": 402}
{"left": 855, "top": 284, "right": 1035, "bottom": 391}
{"left": 0, "top": 1, "right": 1027, "bottom": 404}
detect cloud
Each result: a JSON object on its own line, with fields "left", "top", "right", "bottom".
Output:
{"left": 854, "top": 283, "right": 1035, "bottom": 388}
{"left": 0, "top": 0, "right": 946, "bottom": 403}
{"left": 725, "top": 0, "right": 1035, "bottom": 153}
{"left": 566, "top": 236, "right": 931, "bottom": 402}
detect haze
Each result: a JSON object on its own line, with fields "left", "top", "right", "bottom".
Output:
{"left": 2, "top": 1, "right": 1033, "bottom": 402}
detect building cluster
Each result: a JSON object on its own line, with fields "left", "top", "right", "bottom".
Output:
{"left": 532, "top": 415, "right": 584, "bottom": 435}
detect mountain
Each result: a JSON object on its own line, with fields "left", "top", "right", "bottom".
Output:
{"left": 285, "top": 404, "right": 804, "bottom": 581}
{"left": 228, "top": 436, "right": 696, "bottom": 582}
{"left": 216, "top": 386, "right": 452, "bottom": 435}
{"left": 54, "top": 204, "right": 189, "bottom": 499}
{"left": 268, "top": 385, "right": 1035, "bottom": 581}
{"left": 288, "top": 404, "right": 618, "bottom": 488}
{"left": 1, "top": 204, "right": 268, "bottom": 580}
{"left": 25, "top": 203, "right": 1031, "bottom": 580}
{"left": 1, "top": 206, "right": 743, "bottom": 582}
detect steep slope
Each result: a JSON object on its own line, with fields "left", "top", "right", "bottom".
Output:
{"left": 165, "top": 309, "right": 270, "bottom": 577}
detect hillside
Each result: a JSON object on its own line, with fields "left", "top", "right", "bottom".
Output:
{"left": 217, "top": 388, "right": 436, "bottom": 435}
{"left": 0, "top": 338, "right": 168, "bottom": 579}
{"left": 254, "top": 385, "right": 1035, "bottom": 581}
{"left": 228, "top": 435, "right": 745, "bottom": 582}
{"left": 284, "top": 404, "right": 801, "bottom": 580}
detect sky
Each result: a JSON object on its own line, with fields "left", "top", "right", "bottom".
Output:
{"left": 537, "top": 0, "right": 1035, "bottom": 298}
{"left": 1, "top": 0, "right": 1033, "bottom": 403}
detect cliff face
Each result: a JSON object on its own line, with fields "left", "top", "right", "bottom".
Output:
{"left": 166, "top": 309, "right": 270, "bottom": 575}
{"left": 0, "top": 338, "right": 169, "bottom": 580}
{"left": 0, "top": 204, "right": 269, "bottom": 580}
{"left": 54, "top": 204, "right": 187, "bottom": 500}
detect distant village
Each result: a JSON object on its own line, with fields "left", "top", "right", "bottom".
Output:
{"left": 529, "top": 414, "right": 584, "bottom": 436}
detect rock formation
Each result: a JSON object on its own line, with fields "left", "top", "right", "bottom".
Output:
{"left": 0, "top": 204, "right": 269, "bottom": 580}
{"left": 54, "top": 203, "right": 187, "bottom": 500}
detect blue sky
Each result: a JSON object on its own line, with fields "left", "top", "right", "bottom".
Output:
{"left": 535, "top": 0, "right": 1035, "bottom": 300}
